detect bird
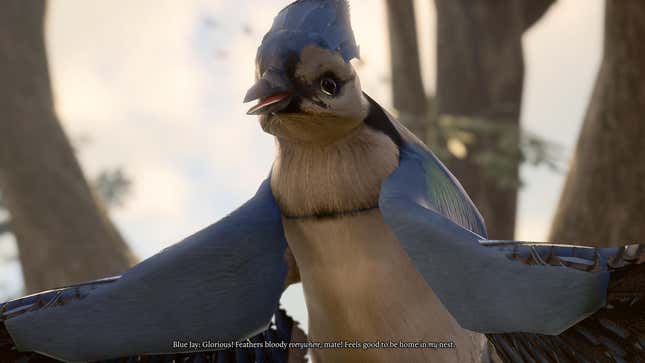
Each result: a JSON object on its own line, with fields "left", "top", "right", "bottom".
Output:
{"left": 1, "top": 0, "right": 644, "bottom": 362}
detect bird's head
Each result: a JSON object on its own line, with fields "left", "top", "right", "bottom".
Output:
{"left": 244, "top": 0, "right": 367, "bottom": 144}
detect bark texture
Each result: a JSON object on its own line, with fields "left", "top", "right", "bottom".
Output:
{"left": 0, "top": 0, "right": 136, "bottom": 293}
{"left": 385, "top": 0, "right": 428, "bottom": 139}
{"left": 434, "top": 0, "right": 554, "bottom": 239}
{"left": 549, "top": 0, "right": 645, "bottom": 246}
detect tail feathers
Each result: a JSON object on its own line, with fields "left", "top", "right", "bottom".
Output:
{"left": 486, "top": 243, "right": 645, "bottom": 362}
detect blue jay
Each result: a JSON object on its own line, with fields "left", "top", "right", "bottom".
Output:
{"left": 1, "top": 0, "right": 644, "bottom": 362}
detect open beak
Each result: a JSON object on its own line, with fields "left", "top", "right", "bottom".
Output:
{"left": 246, "top": 93, "right": 292, "bottom": 115}
{"left": 244, "top": 70, "right": 293, "bottom": 115}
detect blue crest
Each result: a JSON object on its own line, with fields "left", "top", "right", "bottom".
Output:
{"left": 256, "top": 0, "right": 359, "bottom": 75}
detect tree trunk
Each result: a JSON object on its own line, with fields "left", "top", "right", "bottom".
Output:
{"left": 434, "top": 0, "right": 554, "bottom": 239}
{"left": 549, "top": 0, "right": 645, "bottom": 246}
{"left": 0, "top": 0, "right": 136, "bottom": 293}
{"left": 385, "top": 0, "right": 428, "bottom": 139}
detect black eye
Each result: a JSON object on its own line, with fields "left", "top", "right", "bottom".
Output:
{"left": 320, "top": 77, "right": 338, "bottom": 96}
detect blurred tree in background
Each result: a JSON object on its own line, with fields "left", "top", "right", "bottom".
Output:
{"left": 385, "top": 0, "right": 427, "bottom": 139}
{"left": 0, "top": 0, "right": 136, "bottom": 294}
{"left": 386, "top": 0, "right": 556, "bottom": 239}
{"left": 550, "top": 0, "right": 645, "bottom": 246}
{"left": 434, "top": 0, "right": 556, "bottom": 240}
{"left": 0, "top": 167, "right": 130, "bottom": 235}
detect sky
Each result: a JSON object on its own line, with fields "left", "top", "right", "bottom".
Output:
{"left": 0, "top": 0, "right": 604, "bottom": 330}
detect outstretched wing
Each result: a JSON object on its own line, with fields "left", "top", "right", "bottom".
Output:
{"left": 2, "top": 301, "right": 307, "bottom": 363}
{"left": 378, "top": 101, "right": 645, "bottom": 360}
{"left": 365, "top": 95, "right": 487, "bottom": 238}
{"left": 380, "top": 139, "right": 609, "bottom": 335}
{"left": 2, "top": 179, "right": 292, "bottom": 362}
{"left": 484, "top": 241, "right": 645, "bottom": 362}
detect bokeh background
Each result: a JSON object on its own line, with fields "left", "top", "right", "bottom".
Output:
{"left": 3, "top": 0, "right": 643, "bottom": 333}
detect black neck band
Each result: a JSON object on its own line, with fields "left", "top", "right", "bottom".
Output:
{"left": 282, "top": 205, "right": 380, "bottom": 220}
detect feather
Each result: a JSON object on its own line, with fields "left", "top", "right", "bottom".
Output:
{"left": 485, "top": 243, "right": 645, "bottom": 362}
{"left": 256, "top": 0, "right": 359, "bottom": 76}
{"left": 378, "top": 98, "right": 610, "bottom": 335}
{"left": 1, "top": 293, "right": 307, "bottom": 363}
{"left": 365, "top": 96, "right": 487, "bottom": 238}
{"left": 1, "top": 179, "right": 292, "bottom": 362}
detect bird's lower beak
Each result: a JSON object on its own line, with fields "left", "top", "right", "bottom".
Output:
{"left": 244, "top": 71, "right": 293, "bottom": 115}
{"left": 246, "top": 93, "right": 292, "bottom": 115}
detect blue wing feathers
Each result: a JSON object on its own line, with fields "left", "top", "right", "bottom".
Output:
{"left": 488, "top": 276, "right": 645, "bottom": 362}
{"left": 480, "top": 240, "right": 625, "bottom": 272}
{"left": 377, "top": 106, "right": 615, "bottom": 335}
{"left": 2, "top": 179, "right": 292, "bottom": 362}
{"left": 422, "top": 152, "right": 488, "bottom": 238}
{"left": 99, "top": 308, "right": 306, "bottom": 363}
{"left": 380, "top": 106, "right": 488, "bottom": 238}
{"left": 380, "top": 142, "right": 609, "bottom": 335}
{"left": 0, "top": 277, "right": 119, "bottom": 321}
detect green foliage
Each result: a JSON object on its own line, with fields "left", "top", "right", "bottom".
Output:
{"left": 427, "top": 114, "right": 562, "bottom": 190}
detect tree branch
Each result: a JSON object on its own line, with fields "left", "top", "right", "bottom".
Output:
{"left": 0, "top": 0, "right": 137, "bottom": 293}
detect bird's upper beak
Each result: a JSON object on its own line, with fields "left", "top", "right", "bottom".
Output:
{"left": 244, "top": 70, "right": 293, "bottom": 115}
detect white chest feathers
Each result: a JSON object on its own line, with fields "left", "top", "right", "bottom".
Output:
{"left": 283, "top": 211, "right": 486, "bottom": 363}
{"left": 270, "top": 124, "right": 399, "bottom": 218}
{"left": 270, "top": 125, "right": 486, "bottom": 362}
